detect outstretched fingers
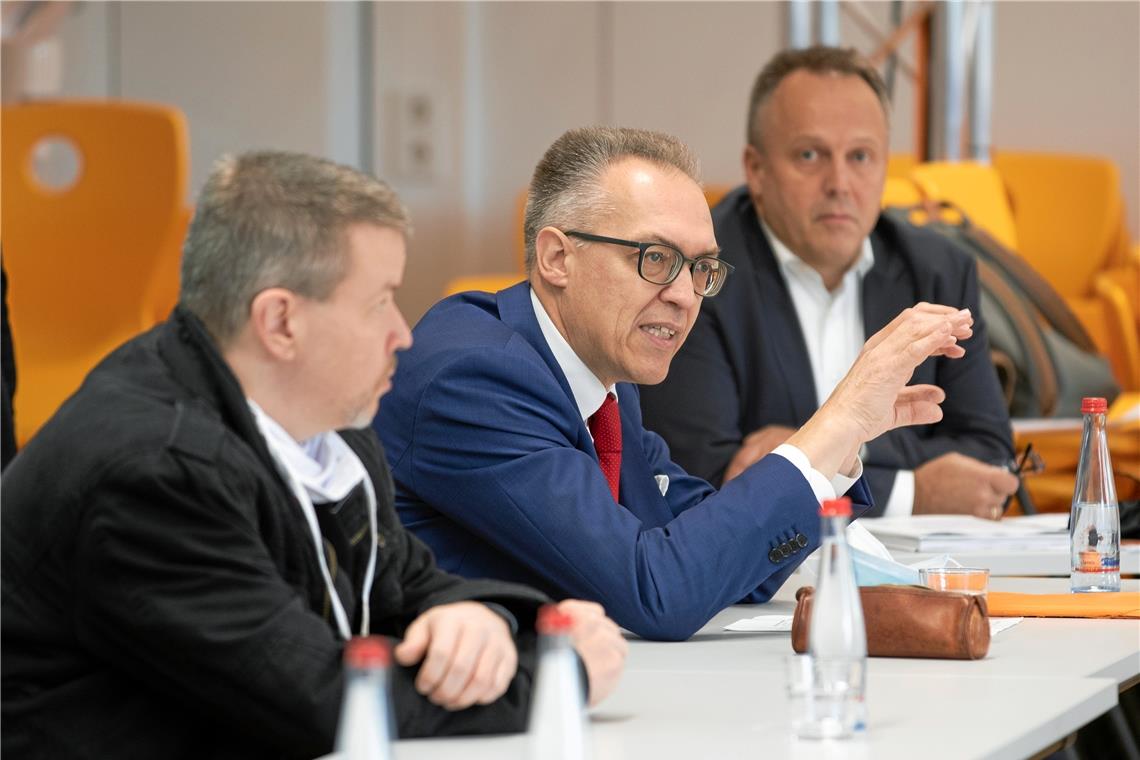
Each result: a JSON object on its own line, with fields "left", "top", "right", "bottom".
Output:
{"left": 891, "top": 383, "right": 946, "bottom": 429}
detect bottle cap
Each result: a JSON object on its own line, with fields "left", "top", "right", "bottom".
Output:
{"left": 536, "top": 604, "right": 574, "bottom": 635}
{"left": 1081, "top": 397, "right": 1108, "bottom": 414}
{"left": 344, "top": 636, "right": 390, "bottom": 669}
{"left": 819, "top": 496, "right": 852, "bottom": 517}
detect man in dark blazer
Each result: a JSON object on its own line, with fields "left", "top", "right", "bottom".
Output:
{"left": 640, "top": 46, "right": 1017, "bottom": 519}
{"left": 376, "top": 126, "right": 976, "bottom": 642}
{"left": 1, "top": 151, "right": 626, "bottom": 759}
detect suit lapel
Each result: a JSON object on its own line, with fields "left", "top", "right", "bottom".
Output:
{"left": 615, "top": 384, "right": 675, "bottom": 524}
{"left": 495, "top": 282, "right": 592, "bottom": 452}
{"left": 747, "top": 223, "right": 819, "bottom": 421}
{"left": 861, "top": 226, "right": 910, "bottom": 337}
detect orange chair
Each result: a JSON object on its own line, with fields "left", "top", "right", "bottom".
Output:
{"left": 441, "top": 274, "right": 525, "bottom": 297}
{"left": 887, "top": 153, "right": 918, "bottom": 179}
{"left": 144, "top": 204, "right": 194, "bottom": 324}
{"left": 993, "top": 151, "right": 1132, "bottom": 296}
{"left": 703, "top": 184, "right": 733, "bottom": 209}
{"left": 908, "top": 161, "right": 1020, "bottom": 250}
{"left": 881, "top": 176, "right": 923, "bottom": 208}
{"left": 993, "top": 151, "right": 1140, "bottom": 390}
{"left": 1, "top": 100, "right": 190, "bottom": 445}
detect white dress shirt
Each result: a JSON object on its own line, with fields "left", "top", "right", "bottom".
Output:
{"left": 761, "top": 221, "right": 915, "bottom": 516}
{"left": 529, "top": 288, "right": 859, "bottom": 502}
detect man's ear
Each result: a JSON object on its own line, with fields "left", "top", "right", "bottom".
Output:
{"left": 248, "top": 288, "right": 301, "bottom": 361}
{"left": 743, "top": 144, "right": 766, "bottom": 202}
{"left": 533, "top": 226, "right": 573, "bottom": 290}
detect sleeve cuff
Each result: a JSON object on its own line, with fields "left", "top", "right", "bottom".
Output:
{"left": 831, "top": 456, "right": 862, "bottom": 497}
{"left": 771, "top": 444, "right": 864, "bottom": 503}
{"left": 482, "top": 602, "right": 519, "bottom": 636}
{"left": 772, "top": 443, "right": 833, "bottom": 503}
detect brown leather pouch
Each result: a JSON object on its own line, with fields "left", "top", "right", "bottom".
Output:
{"left": 791, "top": 585, "right": 990, "bottom": 660}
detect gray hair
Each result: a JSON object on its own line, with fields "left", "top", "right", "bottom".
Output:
{"left": 179, "top": 150, "right": 410, "bottom": 344}
{"left": 523, "top": 126, "right": 700, "bottom": 272}
{"left": 747, "top": 45, "right": 890, "bottom": 149}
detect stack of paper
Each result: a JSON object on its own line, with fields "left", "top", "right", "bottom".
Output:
{"left": 859, "top": 513, "right": 1069, "bottom": 553}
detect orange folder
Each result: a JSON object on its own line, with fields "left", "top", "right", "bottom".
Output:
{"left": 987, "top": 591, "right": 1140, "bottom": 619}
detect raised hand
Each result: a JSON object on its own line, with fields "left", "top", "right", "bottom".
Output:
{"left": 786, "top": 304, "right": 974, "bottom": 479}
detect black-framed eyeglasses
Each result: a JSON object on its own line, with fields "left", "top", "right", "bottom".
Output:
{"left": 564, "top": 230, "right": 735, "bottom": 297}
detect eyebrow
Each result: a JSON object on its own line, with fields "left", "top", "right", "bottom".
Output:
{"left": 636, "top": 233, "right": 721, "bottom": 259}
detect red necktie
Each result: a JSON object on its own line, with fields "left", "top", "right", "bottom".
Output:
{"left": 588, "top": 393, "right": 622, "bottom": 502}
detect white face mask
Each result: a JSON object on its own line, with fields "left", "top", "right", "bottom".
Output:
{"left": 248, "top": 400, "right": 378, "bottom": 640}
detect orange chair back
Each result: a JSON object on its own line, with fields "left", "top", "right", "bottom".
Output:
{"left": 887, "top": 153, "right": 918, "bottom": 179}
{"left": 881, "top": 176, "right": 924, "bottom": 208}
{"left": 1, "top": 100, "right": 189, "bottom": 444}
{"left": 703, "top": 184, "right": 733, "bottom": 209}
{"left": 441, "top": 274, "right": 525, "bottom": 297}
{"left": 993, "top": 151, "right": 1129, "bottom": 298}
{"left": 909, "top": 161, "right": 1019, "bottom": 251}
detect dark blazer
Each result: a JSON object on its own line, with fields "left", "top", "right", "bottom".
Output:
{"left": 640, "top": 186, "right": 1014, "bottom": 512}
{"left": 374, "top": 282, "right": 872, "bottom": 642}
{"left": 1, "top": 307, "right": 549, "bottom": 760}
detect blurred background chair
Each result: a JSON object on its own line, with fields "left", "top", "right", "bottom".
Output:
{"left": 441, "top": 274, "right": 524, "bottom": 297}
{"left": 908, "top": 160, "right": 1020, "bottom": 250}
{"left": 993, "top": 151, "right": 1139, "bottom": 391}
{"left": 1, "top": 100, "right": 189, "bottom": 446}
{"left": 881, "top": 176, "right": 923, "bottom": 208}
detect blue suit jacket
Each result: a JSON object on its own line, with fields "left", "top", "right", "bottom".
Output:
{"left": 374, "top": 282, "right": 871, "bottom": 641}
{"left": 641, "top": 186, "right": 1014, "bottom": 510}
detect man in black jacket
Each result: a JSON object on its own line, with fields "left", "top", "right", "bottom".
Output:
{"left": 641, "top": 46, "right": 1017, "bottom": 519}
{"left": 1, "top": 151, "right": 626, "bottom": 759}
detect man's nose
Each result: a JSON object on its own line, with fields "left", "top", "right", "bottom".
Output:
{"left": 660, "top": 266, "right": 698, "bottom": 310}
{"left": 822, "top": 157, "right": 853, "bottom": 197}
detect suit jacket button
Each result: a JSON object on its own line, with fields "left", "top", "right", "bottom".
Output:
{"left": 779, "top": 542, "right": 791, "bottom": 558}
{"left": 796, "top": 533, "right": 809, "bottom": 548}
{"left": 768, "top": 548, "right": 782, "bottom": 563}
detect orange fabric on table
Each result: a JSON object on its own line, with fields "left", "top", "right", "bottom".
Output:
{"left": 987, "top": 591, "right": 1140, "bottom": 619}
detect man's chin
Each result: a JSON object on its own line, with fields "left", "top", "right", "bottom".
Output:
{"left": 348, "top": 401, "right": 381, "bottom": 430}
{"left": 630, "top": 363, "right": 672, "bottom": 387}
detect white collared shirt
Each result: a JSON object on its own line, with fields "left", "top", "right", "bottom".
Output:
{"left": 761, "top": 221, "right": 914, "bottom": 516}
{"left": 529, "top": 287, "right": 859, "bottom": 501}
{"left": 530, "top": 288, "right": 615, "bottom": 428}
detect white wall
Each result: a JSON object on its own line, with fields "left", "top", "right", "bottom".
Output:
{"left": 991, "top": 0, "right": 1139, "bottom": 234}
{"left": 48, "top": 1, "right": 1140, "bottom": 322}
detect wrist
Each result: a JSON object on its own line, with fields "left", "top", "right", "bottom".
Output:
{"left": 788, "top": 408, "right": 863, "bottom": 478}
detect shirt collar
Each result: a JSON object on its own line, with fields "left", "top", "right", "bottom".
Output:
{"left": 760, "top": 217, "right": 874, "bottom": 287}
{"left": 530, "top": 287, "right": 616, "bottom": 423}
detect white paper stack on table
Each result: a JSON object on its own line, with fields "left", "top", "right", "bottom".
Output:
{"left": 858, "top": 513, "right": 1069, "bottom": 554}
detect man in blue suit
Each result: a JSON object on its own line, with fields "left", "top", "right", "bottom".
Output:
{"left": 641, "top": 47, "right": 1017, "bottom": 519}
{"left": 375, "top": 126, "right": 974, "bottom": 641}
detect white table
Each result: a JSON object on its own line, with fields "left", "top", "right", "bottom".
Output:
{"left": 390, "top": 578, "right": 1138, "bottom": 759}
{"left": 393, "top": 672, "right": 1116, "bottom": 760}
{"left": 629, "top": 578, "right": 1140, "bottom": 687}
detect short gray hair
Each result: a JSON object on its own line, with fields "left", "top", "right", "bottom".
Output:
{"left": 523, "top": 126, "right": 700, "bottom": 272}
{"left": 180, "top": 150, "right": 410, "bottom": 344}
{"left": 747, "top": 45, "right": 890, "bottom": 149}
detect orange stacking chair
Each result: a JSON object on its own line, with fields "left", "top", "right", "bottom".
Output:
{"left": 881, "top": 176, "right": 923, "bottom": 208}
{"left": 1, "top": 100, "right": 189, "bottom": 445}
{"left": 994, "top": 151, "right": 1139, "bottom": 390}
{"left": 909, "top": 161, "right": 1020, "bottom": 250}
